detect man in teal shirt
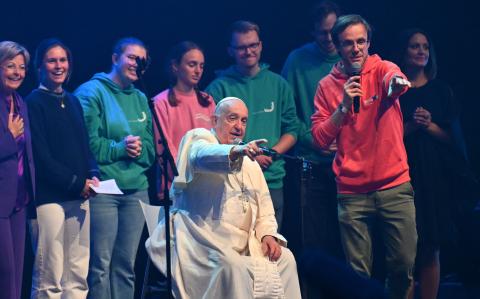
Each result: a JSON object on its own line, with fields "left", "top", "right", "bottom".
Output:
{"left": 281, "top": 1, "right": 342, "bottom": 254}
{"left": 206, "top": 20, "right": 300, "bottom": 229}
{"left": 282, "top": 0, "right": 341, "bottom": 163}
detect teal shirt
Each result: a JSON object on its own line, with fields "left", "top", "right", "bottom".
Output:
{"left": 281, "top": 42, "right": 340, "bottom": 163}
{"left": 206, "top": 64, "right": 300, "bottom": 189}
{"left": 74, "top": 73, "right": 155, "bottom": 190}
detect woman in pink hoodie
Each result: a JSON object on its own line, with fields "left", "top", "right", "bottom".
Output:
{"left": 153, "top": 41, "right": 216, "bottom": 199}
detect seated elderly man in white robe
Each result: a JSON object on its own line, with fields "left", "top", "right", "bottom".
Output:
{"left": 146, "top": 97, "right": 301, "bottom": 299}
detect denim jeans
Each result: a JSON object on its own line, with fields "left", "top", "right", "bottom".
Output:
{"left": 337, "top": 182, "right": 417, "bottom": 299}
{"left": 87, "top": 190, "right": 148, "bottom": 299}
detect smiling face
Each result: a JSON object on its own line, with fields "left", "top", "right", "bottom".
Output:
{"left": 173, "top": 48, "right": 204, "bottom": 88}
{"left": 0, "top": 54, "right": 26, "bottom": 93}
{"left": 228, "top": 30, "right": 262, "bottom": 71}
{"left": 39, "top": 46, "right": 69, "bottom": 92}
{"left": 404, "top": 33, "right": 430, "bottom": 69}
{"left": 337, "top": 23, "right": 370, "bottom": 73}
{"left": 213, "top": 99, "right": 248, "bottom": 144}
{"left": 112, "top": 44, "right": 147, "bottom": 86}
{"left": 313, "top": 12, "right": 337, "bottom": 54}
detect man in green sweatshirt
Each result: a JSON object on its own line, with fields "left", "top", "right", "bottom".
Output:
{"left": 281, "top": 1, "right": 342, "bottom": 254}
{"left": 206, "top": 20, "right": 300, "bottom": 229}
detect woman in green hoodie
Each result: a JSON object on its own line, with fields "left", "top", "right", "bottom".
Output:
{"left": 74, "top": 37, "right": 155, "bottom": 299}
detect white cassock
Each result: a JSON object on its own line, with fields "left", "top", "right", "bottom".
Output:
{"left": 146, "top": 128, "right": 301, "bottom": 299}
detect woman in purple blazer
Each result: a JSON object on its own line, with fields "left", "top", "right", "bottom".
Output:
{"left": 0, "top": 41, "right": 35, "bottom": 299}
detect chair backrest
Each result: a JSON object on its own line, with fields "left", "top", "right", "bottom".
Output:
{"left": 139, "top": 201, "right": 164, "bottom": 236}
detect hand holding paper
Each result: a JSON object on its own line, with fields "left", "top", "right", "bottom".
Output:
{"left": 89, "top": 179, "right": 123, "bottom": 195}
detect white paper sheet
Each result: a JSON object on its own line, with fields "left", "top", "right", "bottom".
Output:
{"left": 89, "top": 179, "right": 123, "bottom": 195}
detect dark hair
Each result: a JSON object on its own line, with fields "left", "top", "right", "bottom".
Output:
{"left": 392, "top": 28, "right": 437, "bottom": 80}
{"left": 113, "top": 37, "right": 146, "bottom": 55}
{"left": 229, "top": 20, "right": 260, "bottom": 44}
{"left": 34, "top": 38, "right": 73, "bottom": 83}
{"left": 112, "top": 37, "right": 150, "bottom": 68}
{"left": 331, "top": 14, "right": 372, "bottom": 48}
{"left": 166, "top": 41, "right": 211, "bottom": 108}
{"left": 311, "top": 1, "right": 340, "bottom": 26}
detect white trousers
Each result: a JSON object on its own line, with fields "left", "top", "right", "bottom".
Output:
{"left": 30, "top": 200, "right": 90, "bottom": 299}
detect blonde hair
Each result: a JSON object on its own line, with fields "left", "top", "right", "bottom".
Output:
{"left": 0, "top": 41, "right": 30, "bottom": 66}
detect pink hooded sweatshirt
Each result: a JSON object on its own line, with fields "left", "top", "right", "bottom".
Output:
{"left": 311, "top": 54, "right": 410, "bottom": 194}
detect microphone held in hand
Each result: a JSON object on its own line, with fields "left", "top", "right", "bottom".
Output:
{"left": 235, "top": 140, "right": 279, "bottom": 159}
{"left": 135, "top": 56, "right": 150, "bottom": 79}
{"left": 350, "top": 62, "right": 362, "bottom": 114}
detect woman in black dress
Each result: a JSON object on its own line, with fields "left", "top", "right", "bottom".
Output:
{"left": 393, "top": 29, "right": 464, "bottom": 299}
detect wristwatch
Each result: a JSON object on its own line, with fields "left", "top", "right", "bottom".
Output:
{"left": 338, "top": 103, "right": 349, "bottom": 114}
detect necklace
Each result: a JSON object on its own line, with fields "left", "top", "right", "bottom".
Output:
{"left": 39, "top": 84, "right": 66, "bottom": 108}
{"left": 232, "top": 168, "right": 249, "bottom": 213}
{"left": 53, "top": 91, "right": 66, "bottom": 109}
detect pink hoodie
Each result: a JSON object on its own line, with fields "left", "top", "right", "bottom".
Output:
{"left": 311, "top": 54, "right": 410, "bottom": 194}
{"left": 153, "top": 88, "right": 216, "bottom": 198}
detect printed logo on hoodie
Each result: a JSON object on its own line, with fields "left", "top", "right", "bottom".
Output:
{"left": 252, "top": 101, "right": 275, "bottom": 115}
{"left": 128, "top": 111, "right": 147, "bottom": 123}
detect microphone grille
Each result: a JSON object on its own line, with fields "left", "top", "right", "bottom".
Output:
{"left": 351, "top": 62, "right": 362, "bottom": 76}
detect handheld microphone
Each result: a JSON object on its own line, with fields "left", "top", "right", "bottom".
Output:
{"left": 233, "top": 139, "right": 279, "bottom": 159}
{"left": 350, "top": 62, "right": 362, "bottom": 113}
{"left": 256, "top": 146, "right": 278, "bottom": 158}
{"left": 135, "top": 56, "right": 149, "bottom": 79}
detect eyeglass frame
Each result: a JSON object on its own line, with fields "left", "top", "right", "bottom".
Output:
{"left": 338, "top": 38, "right": 369, "bottom": 51}
{"left": 229, "top": 41, "right": 261, "bottom": 53}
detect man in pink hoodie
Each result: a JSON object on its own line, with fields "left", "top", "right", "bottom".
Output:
{"left": 311, "top": 14, "right": 417, "bottom": 299}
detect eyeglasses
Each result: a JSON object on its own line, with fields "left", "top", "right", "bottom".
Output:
{"left": 1, "top": 62, "right": 26, "bottom": 72}
{"left": 339, "top": 38, "right": 369, "bottom": 51}
{"left": 230, "top": 42, "right": 261, "bottom": 52}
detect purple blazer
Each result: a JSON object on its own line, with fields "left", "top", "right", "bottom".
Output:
{"left": 0, "top": 92, "right": 35, "bottom": 218}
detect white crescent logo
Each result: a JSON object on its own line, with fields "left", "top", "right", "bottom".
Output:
{"left": 264, "top": 102, "right": 274, "bottom": 112}
{"left": 129, "top": 111, "right": 147, "bottom": 122}
{"left": 252, "top": 101, "right": 275, "bottom": 115}
{"left": 137, "top": 112, "right": 147, "bottom": 122}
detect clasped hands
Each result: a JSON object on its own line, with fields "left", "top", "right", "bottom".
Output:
{"left": 125, "top": 135, "right": 143, "bottom": 158}
{"left": 411, "top": 106, "right": 432, "bottom": 129}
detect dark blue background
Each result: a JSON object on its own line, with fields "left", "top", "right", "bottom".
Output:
{"left": 2, "top": 0, "right": 476, "bottom": 175}
{"left": 2, "top": 0, "right": 477, "bottom": 297}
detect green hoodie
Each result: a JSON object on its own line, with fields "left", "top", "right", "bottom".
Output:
{"left": 281, "top": 42, "right": 340, "bottom": 164}
{"left": 206, "top": 64, "right": 299, "bottom": 189}
{"left": 74, "top": 73, "right": 155, "bottom": 190}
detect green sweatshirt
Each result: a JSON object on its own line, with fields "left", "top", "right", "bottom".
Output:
{"left": 74, "top": 73, "right": 155, "bottom": 190}
{"left": 206, "top": 63, "right": 299, "bottom": 189}
{"left": 281, "top": 42, "right": 340, "bottom": 164}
